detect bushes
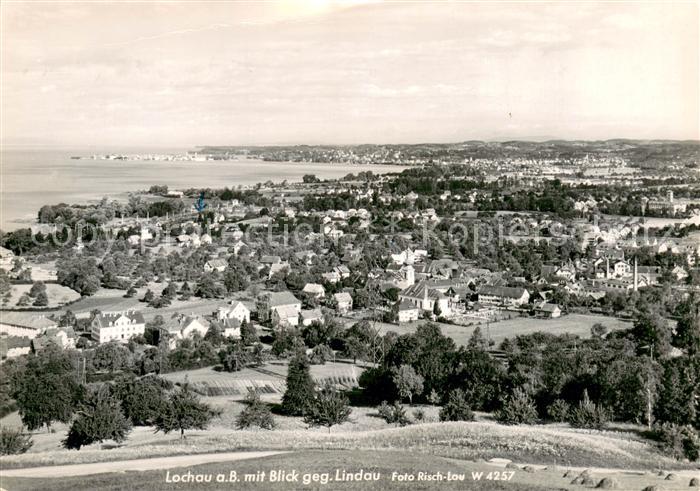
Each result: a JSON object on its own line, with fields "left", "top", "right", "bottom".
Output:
{"left": 377, "top": 401, "right": 410, "bottom": 427}
{"left": 0, "top": 426, "right": 33, "bottom": 455}
{"left": 236, "top": 391, "right": 275, "bottom": 430}
{"left": 547, "top": 399, "right": 571, "bottom": 423}
{"left": 653, "top": 422, "right": 700, "bottom": 461}
{"left": 496, "top": 388, "right": 538, "bottom": 425}
{"left": 568, "top": 391, "right": 609, "bottom": 430}
{"left": 439, "top": 389, "right": 474, "bottom": 422}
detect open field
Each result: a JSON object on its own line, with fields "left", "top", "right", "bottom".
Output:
{"left": 4, "top": 283, "right": 80, "bottom": 308}
{"left": 160, "top": 362, "right": 363, "bottom": 397}
{"left": 3, "top": 449, "right": 699, "bottom": 491}
{"left": 370, "top": 314, "right": 632, "bottom": 346}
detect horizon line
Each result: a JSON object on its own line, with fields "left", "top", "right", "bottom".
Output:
{"left": 2, "top": 137, "right": 700, "bottom": 149}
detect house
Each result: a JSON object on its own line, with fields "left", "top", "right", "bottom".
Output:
{"left": 321, "top": 271, "right": 341, "bottom": 284}
{"left": 327, "top": 229, "right": 344, "bottom": 240}
{"left": 260, "top": 255, "right": 282, "bottom": 265}
{"left": 210, "top": 318, "right": 242, "bottom": 339}
{"left": 612, "top": 260, "right": 632, "bottom": 278}
{"left": 204, "top": 258, "right": 228, "bottom": 273}
{"left": 398, "top": 299, "right": 420, "bottom": 323}
{"left": 268, "top": 262, "right": 290, "bottom": 279}
{"left": 333, "top": 292, "right": 353, "bottom": 314}
{"left": 302, "top": 283, "right": 326, "bottom": 299}
{"left": 272, "top": 305, "right": 300, "bottom": 327}
{"left": 0, "top": 312, "right": 57, "bottom": 339}
{"left": 0, "top": 246, "right": 15, "bottom": 270}
{"left": 31, "top": 327, "right": 77, "bottom": 351}
{"left": 216, "top": 301, "right": 251, "bottom": 324}
{"left": 257, "top": 291, "right": 302, "bottom": 324}
{"left": 334, "top": 265, "right": 351, "bottom": 279}
{"left": 231, "top": 241, "right": 248, "bottom": 255}
{"left": 0, "top": 336, "right": 32, "bottom": 360}
{"left": 535, "top": 302, "right": 562, "bottom": 319}
{"left": 160, "top": 315, "right": 210, "bottom": 347}
{"left": 91, "top": 311, "right": 146, "bottom": 344}
{"left": 672, "top": 266, "right": 689, "bottom": 281}
{"left": 300, "top": 308, "right": 323, "bottom": 327}
{"left": 477, "top": 286, "right": 530, "bottom": 307}
{"left": 398, "top": 282, "right": 452, "bottom": 317}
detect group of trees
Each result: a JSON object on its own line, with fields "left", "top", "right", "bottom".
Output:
{"left": 281, "top": 352, "right": 352, "bottom": 432}
{"left": 3, "top": 346, "right": 220, "bottom": 451}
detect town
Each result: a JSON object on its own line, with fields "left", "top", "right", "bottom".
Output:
{"left": 0, "top": 140, "right": 699, "bottom": 490}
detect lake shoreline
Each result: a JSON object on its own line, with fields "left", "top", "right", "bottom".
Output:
{"left": 1, "top": 151, "right": 408, "bottom": 231}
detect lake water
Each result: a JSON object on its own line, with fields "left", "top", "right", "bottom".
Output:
{"left": 0, "top": 148, "right": 406, "bottom": 231}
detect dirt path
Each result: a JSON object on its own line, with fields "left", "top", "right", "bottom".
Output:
{"left": 0, "top": 450, "right": 288, "bottom": 478}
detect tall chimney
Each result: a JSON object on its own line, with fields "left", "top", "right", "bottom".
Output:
{"left": 606, "top": 257, "right": 610, "bottom": 279}
{"left": 633, "top": 257, "right": 638, "bottom": 292}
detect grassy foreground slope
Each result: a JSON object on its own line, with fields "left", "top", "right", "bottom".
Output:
{"left": 0, "top": 421, "right": 691, "bottom": 471}
{"left": 3, "top": 450, "right": 699, "bottom": 491}
{"left": 0, "top": 450, "right": 577, "bottom": 491}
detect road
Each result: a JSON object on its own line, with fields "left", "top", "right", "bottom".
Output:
{"left": 0, "top": 450, "right": 288, "bottom": 478}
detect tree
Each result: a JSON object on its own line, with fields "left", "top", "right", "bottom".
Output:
{"left": 376, "top": 400, "right": 410, "bottom": 427}
{"left": 439, "top": 389, "right": 474, "bottom": 422}
{"left": 56, "top": 257, "right": 101, "bottom": 296}
{"left": 447, "top": 347, "right": 505, "bottom": 411}
{"left": 567, "top": 390, "right": 609, "bottom": 430}
{"left": 673, "top": 296, "right": 700, "bottom": 353}
{"left": 240, "top": 321, "right": 258, "bottom": 345}
{"left": 29, "top": 281, "right": 46, "bottom": 298}
{"left": 303, "top": 385, "right": 352, "bottom": 433}
{"left": 236, "top": 390, "right": 275, "bottom": 430}
{"left": 496, "top": 388, "right": 538, "bottom": 425}
{"left": 204, "top": 324, "right": 225, "bottom": 346}
{"left": 10, "top": 347, "right": 83, "bottom": 431}
{"left": 32, "top": 291, "right": 48, "bottom": 307}
{"left": 124, "top": 286, "right": 137, "bottom": 298}
{"left": 631, "top": 308, "right": 672, "bottom": 358}
{"left": 392, "top": 364, "right": 424, "bottom": 404}
{"left": 281, "top": 353, "right": 315, "bottom": 416}
{"left": 467, "top": 326, "right": 489, "bottom": 351}
{"left": 162, "top": 283, "right": 178, "bottom": 300}
{"left": 59, "top": 310, "right": 77, "bottom": 328}
{"left": 342, "top": 321, "right": 373, "bottom": 363}
{"left": 113, "top": 374, "right": 171, "bottom": 426}
{"left": 656, "top": 356, "right": 699, "bottom": 429}
{"left": 219, "top": 341, "right": 251, "bottom": 372}
{"left": 92, "top": 342, "right": 132, "bottom": 372}
{"left": 63, "top": 388, "right": 131, "bottom": 450}
{"left": 142, "top": 289, "right": 155, "bottom": 303}
{"left": 155, "top": 384, "right": 220, "bottom": 439}
{"left": 302, "top": 174, "right": 320, "bottom": 184}
{"left": 196, "top": 275, "right": 225, "bottom": 299}
{"left": 591, "top": 322, "right": 608, "bottom": 339}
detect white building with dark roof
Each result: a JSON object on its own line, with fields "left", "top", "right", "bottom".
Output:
{"left": 477, "top": 286, "right": 530, "bottom": 307}
{"left": 91, "top": 311, "right": 146, "bottom": 344}
{"left": 257, "top": 291, "right": 302, "bottom": 324}
{"left": 0, "top": 312, "right": 57, "bottom": 339}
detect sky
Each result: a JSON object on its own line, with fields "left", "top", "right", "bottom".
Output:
{"left": 1, "top": 1, "right": 698, "bottom": 146}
